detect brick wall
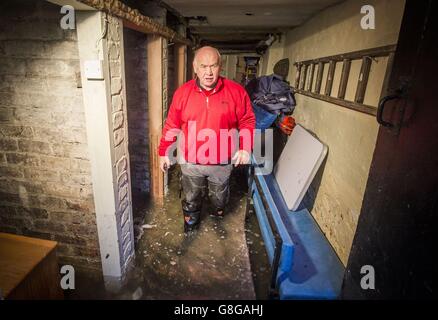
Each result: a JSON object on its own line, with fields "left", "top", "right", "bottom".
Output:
{"left": 123, "top": 28, "right": 150, "bottom": 202}
{"left": 0, "top": 0, "right": 101, "bottom": 271}
{"left": 168, "top": 44, "right": 176, "bottom": 105}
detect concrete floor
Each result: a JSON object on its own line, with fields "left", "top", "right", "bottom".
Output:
{"left": 66, "top": 166, "right": 271, "bottom": 300}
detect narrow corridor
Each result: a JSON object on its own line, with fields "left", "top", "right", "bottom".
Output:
{"left": 2, "top": 0, "right": 432, "bottom": 302}
{"left": 66, "top": 167, "right": 271, "bottom": 299}
{"left": 132, "top": 167, "right": 255, "bottom": 299}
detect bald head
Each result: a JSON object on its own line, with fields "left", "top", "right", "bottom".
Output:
{"left": 193, "top": 46, "right": 222, "bottom": 90}
{"left": 193, "top": 46, "right": 221, "bottom": 67}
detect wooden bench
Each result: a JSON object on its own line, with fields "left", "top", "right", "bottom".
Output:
{"left": 0, "top": 232, "right": 63, "bottom": 299}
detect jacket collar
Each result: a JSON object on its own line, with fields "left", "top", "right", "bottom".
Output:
{"left": 195, "top": 76, "right": 224, "bottom": 94}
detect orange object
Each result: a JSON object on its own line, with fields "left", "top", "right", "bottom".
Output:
{"left": 277, "top": 115, "right": 296, "bottom": 135}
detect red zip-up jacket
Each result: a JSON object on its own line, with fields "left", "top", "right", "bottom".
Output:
{"left": 158, "top": 77, "right": 255, "bottom": 165}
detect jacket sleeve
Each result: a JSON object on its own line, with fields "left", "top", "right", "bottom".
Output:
{"left": 158, "top": 90, "right": 183, "bottom": 157}
{"left": 237, "top": 91, "right": 256, "bottom": 153}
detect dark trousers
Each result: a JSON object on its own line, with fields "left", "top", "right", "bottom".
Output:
{"left": 180, "top": 163, "right": 233, "bottom": 213}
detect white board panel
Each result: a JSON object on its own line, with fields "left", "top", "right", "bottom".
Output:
{"left": 274, "top": 125, "right": 328, "bottom": 211}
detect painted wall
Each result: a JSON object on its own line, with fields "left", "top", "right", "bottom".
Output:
{"left": 76, "top": 11, "right": 135, "bottom": 279}
{"left": 105, "top": 13, "right": 136, "bottom": 277}
{"left": 260, "top": 36, "right": 285, "bottom": 76}
{"left": 221, "top": 55, "right": 238, "bottom": 82}
{"left": 261, "top": 0, "right": 405, "bottom": 264}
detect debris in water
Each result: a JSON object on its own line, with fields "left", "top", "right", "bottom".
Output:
{"left": 170, "top": 261, "right": 176, "bottom": 266}
{"left": 164, "top": 231, "right": 170, "bottom": 237}
{"left": 142, "top": 224, "right": 157, "bottom": 229}
{"left": 132, "top": 287, "right": 143, "bottom": 300}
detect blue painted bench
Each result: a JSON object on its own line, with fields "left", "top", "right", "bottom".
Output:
{"left": 249, "top": 166, "right": 345, "bottom": 299}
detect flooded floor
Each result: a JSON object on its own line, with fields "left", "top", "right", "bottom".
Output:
{"left": 66, "top": 166, "right": 271, "bottom": 300}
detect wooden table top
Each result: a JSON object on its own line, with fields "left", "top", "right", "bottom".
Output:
{"left": 0, "top": 232, "right": 58, "bottom": 297}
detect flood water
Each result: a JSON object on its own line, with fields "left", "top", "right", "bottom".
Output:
{"left": 66, "top": 166, "right": 271, "bottom": 300}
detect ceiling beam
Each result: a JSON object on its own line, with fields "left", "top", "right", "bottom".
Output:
{"left": 76, "top": 0, "right": 191, "bottom": 46}
{"left": 190, "top": 26, "right": 284, "bottom": 34}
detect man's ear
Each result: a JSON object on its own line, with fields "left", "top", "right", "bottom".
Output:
{"left": 192, "top": 63, "right": 198, "bottom": 79}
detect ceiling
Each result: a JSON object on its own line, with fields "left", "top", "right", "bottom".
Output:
{"left": 161, "top": 0, "right": 343, "bottom": 52}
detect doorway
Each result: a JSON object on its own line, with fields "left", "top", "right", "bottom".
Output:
{"left": 123, "top": 27, "right": 150, "bottom": 240}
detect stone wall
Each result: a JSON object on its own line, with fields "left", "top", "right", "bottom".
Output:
{"left": 167, "top": 43, "right": 176, "bottom": 105}
{"left": 107, "top": 14, "right": 136, "bottom": 274}
{"left": 0, "top": 0, "right": 100, "bottom": 271}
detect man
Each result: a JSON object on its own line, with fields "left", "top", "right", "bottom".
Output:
{"left": 158, "top": 46, "right": 255, "bottom": 232}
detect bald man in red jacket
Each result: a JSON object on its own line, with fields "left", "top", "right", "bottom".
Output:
{"left": 158, "top": 46, "right": 255, "bottom": 232}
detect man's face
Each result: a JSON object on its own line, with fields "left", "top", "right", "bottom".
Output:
{"left": 193, "top": 50, "right": 221, "bottom": 90}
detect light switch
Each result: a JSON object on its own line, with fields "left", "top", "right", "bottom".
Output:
{"left": 84, "top": 60, "right": 104, "bottom": 80}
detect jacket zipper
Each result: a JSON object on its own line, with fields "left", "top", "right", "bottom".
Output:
{"left": 201, "top": 88, "right": 215, "bottom": 109}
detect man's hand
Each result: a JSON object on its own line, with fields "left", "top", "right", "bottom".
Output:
{"left": 159, "top": 156, "right": 171, "bottom": 173}
{"left": 232, "top": 150, "right": 250, "bottom": 167}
